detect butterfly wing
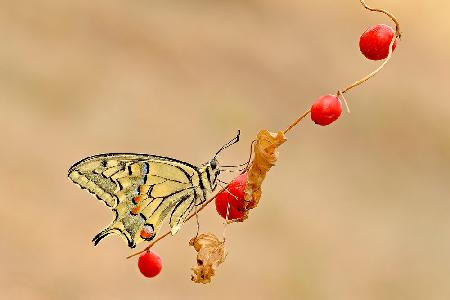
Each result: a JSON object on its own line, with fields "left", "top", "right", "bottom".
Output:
{"left": 68, "top": 153, "right": 204, "bottom": 248}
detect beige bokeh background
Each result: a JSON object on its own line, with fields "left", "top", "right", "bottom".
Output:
{"left": 1, "top": 0, "right": 449, "bottom": 299}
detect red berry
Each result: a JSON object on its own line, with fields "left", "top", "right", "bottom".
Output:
{"left": 138, "top": 251, "right": 162, "bottom": 278}
{"left": 359, "top": 24, "right": 397, "bottom": 60}
{"left": 215, "top": 173, "right": 248, "bottom": 220}
{"left": 310, "top": 94, "right": 342, "bottom": 126}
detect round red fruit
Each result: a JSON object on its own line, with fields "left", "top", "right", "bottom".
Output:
{"left": 310, "top": 94, "right": 342, "bottom": 126}
{"left": 215, "top": 173, "right": 248, "bottom": 220}
{"left": 359, "top": 24, "right": 397, "bottom": 60}
{"left": 138, "top": 251, "right": 162, "bottom": 278}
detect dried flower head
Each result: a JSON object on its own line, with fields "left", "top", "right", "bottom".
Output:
{"left": 242, "top": 130, "right": 287, "bottom": 220}
{"left": 189, "top": 233, "right": 227, "bottom": 284}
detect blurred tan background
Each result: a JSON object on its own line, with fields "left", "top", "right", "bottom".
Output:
{"left": 1, "top": 0, "right": 449, "bottom": 299}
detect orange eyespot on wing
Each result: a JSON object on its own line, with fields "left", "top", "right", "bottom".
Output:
{"left": 140, "top": 225, "right": 155, "bottom": 240}
{"left": 131, "top": 206, "right": 141, "bottom": 215}
{"left": 133, "top": 196, "right": 143, "bottom": 204}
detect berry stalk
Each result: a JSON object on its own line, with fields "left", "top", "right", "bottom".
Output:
{"left": 283, "top": 0, "right": 401, "bottom": 133}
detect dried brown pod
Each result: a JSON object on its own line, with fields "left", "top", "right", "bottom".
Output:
{"left": 189, "top": 233, "right": 227, "bottom": 284}
{"left": 243, "top": 130, "right": 287, "bottom": 220}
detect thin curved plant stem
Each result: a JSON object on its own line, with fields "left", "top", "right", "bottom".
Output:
{"left": 360, "top": 0, "right": 401, "bottom": 38}
{"left": 193, "top": 198, "right": 200, "bottom": 239}
{"left": 340, "top": 0, "right": 400, "bottom": 95}
{"left": 337, "top": 91, "right": 351, "bottom": 113}
{"left": 283, "top": 0, "right": 400, "bottom": 135}
{"left": 283, "top": 109, "right": 311, "bottom": 134}
{"left": 242, "top": 139, "right": 256, "bottom": 173}
{"left": 222, "top": 202, "right": 231, "bottom": 242}
{"left": 340, "top": 32, "right": 397, "bottom": 95}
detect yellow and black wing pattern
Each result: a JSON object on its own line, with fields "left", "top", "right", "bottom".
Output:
{"left": 68, "top": 153, "right": 205, "bottom": 248}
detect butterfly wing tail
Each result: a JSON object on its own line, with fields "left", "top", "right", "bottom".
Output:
{"left": 92, "top": 226, "right": 137, "bottom": 248}
{"left": 92, "top": 229, "right": 112, "bottom": 246}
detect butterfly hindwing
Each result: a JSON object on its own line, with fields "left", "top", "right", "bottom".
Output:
{"left": 68, "top": 153, "right": 204, "bottom": 248}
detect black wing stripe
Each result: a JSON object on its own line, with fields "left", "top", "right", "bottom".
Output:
{"left": 175, "top": 165, "right": 195, "bottom": 185}
{"left": 169, "top": 193, "right": 193, "bottom": 225}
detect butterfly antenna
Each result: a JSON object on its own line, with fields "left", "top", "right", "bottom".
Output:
{"left": 219, "top": 139, "right": 255, "bottom": 173}
{"left": 220, "top": 161, "right": 248, "bottom": 168}
{"left": 215, "top": 130, "right": 240, "bottom": 156}
{"left": 217, "top": 178, "right": 229, "bottom": 185}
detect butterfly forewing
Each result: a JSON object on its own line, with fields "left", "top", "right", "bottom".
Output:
{"left": 68, "top": 153, "right": 205, "bottom": 248}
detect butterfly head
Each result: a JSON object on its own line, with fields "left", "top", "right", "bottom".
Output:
{"left": 209, "top": 157, "right": 220, "bottom": 189}
{"left": 200, "top": 130, "right": 240, "bottom": 192}
{"left": 199, "top": 157, "right": 220, "bottom": 192}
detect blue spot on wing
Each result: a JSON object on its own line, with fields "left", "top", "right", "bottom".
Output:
{"left": 142, "top": 162, "right": 149, "bottom": 175}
